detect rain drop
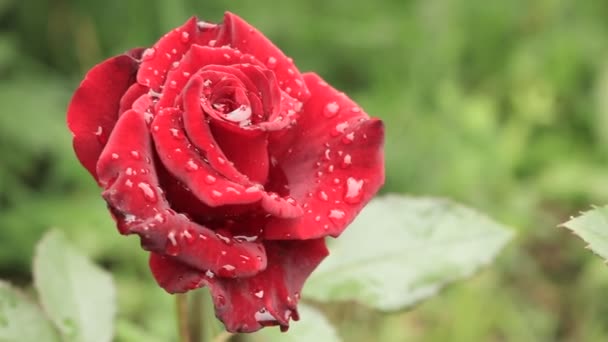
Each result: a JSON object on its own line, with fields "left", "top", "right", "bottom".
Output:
{"left": 142, "top": 48, "right": 156, "bottom": 61}
{"left": 138, "top": 182, "right": 158, "bottom": 203}
{"left": 180, "top": 31, "right": 190, "bottom": 43}
{"left": 344, "top": 177, "right": 364, "bottom": 204}
{"left": 317, "top": 190, "right": 329, "bottom": 201}
{"left": 328, "top": 209, "right": 346, "bottom": 224}
{"left": 205, "top": 175, "right": 217, "bottom": 184}
{"left": 130, "top": 151, "right": 141, "bottom": 159}
{"left": 267, "top": 56, "right": 277, "bottom": 69}
{"left": 186, "top": 159, "right": 199, "bottom": 171}
{"left": 341, "top": 154, "right": 352, "bottom": 168}
{"left": 323, "top": 101, "right": 340, "bottom": 117}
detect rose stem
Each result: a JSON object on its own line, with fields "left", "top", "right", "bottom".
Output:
{"left": 176, "top": 293, "right": 192, "bottom": 342}
{"left": 189, "top": 290, "right": 204, "bottom": 342}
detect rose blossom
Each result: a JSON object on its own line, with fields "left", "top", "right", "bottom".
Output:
{"left": 67, "top": 12, "right": 384, "bottom": 332}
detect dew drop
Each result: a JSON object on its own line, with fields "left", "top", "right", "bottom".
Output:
{"left": 267, "top": 56, "right": 277, "bottom": 69}
{"left": 351, "top": 106, "right": 361, "bottom": 113}
{"left": 212, "top": 190, "right": 223, "bottom": 198}
{"left": 186, "top": 159, "right": 199, "bottom": 171}
{"left": 142, "top": 48, "right": 156, "bottom": 61}
{"left": 130, "top": 151, "right": 140, "bottom": 159}
{"left": 138, "top": 182, "right": 157, "bottom": 203}
{"left": 254, "top": 290, "right": 264, "bottom": 298}
{"left": 317, "top": 190, "right": 329, "bottom": 201}
{"left": 324, "top": 101, "right": 340, "bottom": 117}
{"left": 328, "top": 209, "right": 346, "bottom": 224}
{"left": 111, "top": 153, "right": 119, "bottom": 160}
{"left": 341, "top": 154, "right": 352, "bottom": 168}
{"left": 180, "top": 31, "right": 190, "bottom": 43}
{"left": 166, "top": 231, "right": 180, "bottom": 256}
{"left": 344, "top": 177, "right": 364, "bottom": 204}
{"left": 205, "top": 175, "right": 217, "bottom": 184}
{"left": 332, "top": 121, "right": 349, "bottom": 137}
{"left": 342, "top": 132, "right": 355, "bottom": 144}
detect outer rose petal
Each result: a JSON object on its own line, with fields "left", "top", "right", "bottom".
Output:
{"left": 67, "top": 49, "right": 141, "bottom": 180}
{"left": 264, "top": 73, "right": 385, "bottom": 239}
{"left": 97, "top": 109, "right": 267, "bottom": 277}
{"left": 149, "top": 239, "right": 328, "bottom": 333}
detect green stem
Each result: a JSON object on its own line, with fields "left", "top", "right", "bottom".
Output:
{"left": 176, "top": 293, "right": 191, "bottom": 342}
{"left": 189, "top": 290, "right": 204, "bottom": 342}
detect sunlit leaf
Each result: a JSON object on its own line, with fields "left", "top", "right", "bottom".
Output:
{"left": 0, "top": 281, "right": 61, "bottom": 342}
{"left": 563, "top": 206, "right": 608, "bottom": 260}
{"left": 249, "top": 304, "right": 340, "bottom": 342}
{"left": 305, "top": 195, "right": 514, "bottom": 311}
{"left": 33, "top": 230, "right": 116, "bottom": 342}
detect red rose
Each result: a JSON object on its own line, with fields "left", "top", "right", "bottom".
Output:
{"left": 67, "top": 12, "right": 384, "bottom": 332}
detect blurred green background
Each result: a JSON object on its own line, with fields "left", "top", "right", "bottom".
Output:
{"left": 2, "top": 0, "right": 608, "bottom": 341}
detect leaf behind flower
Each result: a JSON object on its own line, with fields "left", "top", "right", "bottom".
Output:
{"left": 304, "top": 195, "right": 514, "bottom": 311}
{"left": 33, "top": 230, "right": 116, "bottom": 342}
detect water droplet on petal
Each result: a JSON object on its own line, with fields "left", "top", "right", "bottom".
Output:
{"left": 324, "top": 101, "right": 340, "bottom": 117}
{"left": 142, "top": 48, "right": 156, "bottom": 61}
{"left": 254, "top": 290, "right": 264, "bottom": 298}
{"left": 351, "top": 106, "right": 361, "bottom": 113}
{"left": 130, "top": 151, "right": 140, "bottom": 159}
{"left": 166, "top": 231, "right": 180, "bottom": 256}
{"left": 317, "top": 190, "right": 329, "bottom": 201}
{"left": 328, "top": 209, "right": 346, "bottom": 224}
{"left": 267, "top": 56, "right": 277, "bottom": 69}
{"left": 111, "top": 153, "right": 119, "bottom": 160}
{"left": 341, "top": 154, "right": 352, "bottom": 168}
{"left": 186, "top": 159, "right": 199, "bottom": 171}
{"left": 137, "top": 182, "right": 157, "bottom": 203}
{"left": 180, "top": 31, "right": 190, "bottom": 43}
{"left": 344, "top": 177, "right": 364, "bottom": 204}
{"left": 212, "top": 190, "right": 223, "bottom": 198}
{"left": 205, "top": 175, "right": 216, "bottom": 184}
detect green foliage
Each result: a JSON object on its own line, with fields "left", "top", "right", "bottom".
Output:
{"left": 33, "top": 230, "right": 116, "bottom": 342}
{"left": 0, "top": 282, "right": 61, "bottom": 342}
{"left": 252, "top": 304, "right": 341, "bottom": 342}
{"left": 563, "top": 207, "right": 608, "bottom": 261}
{"left": 305, "top": 195, "right": 513, "bottom": 311}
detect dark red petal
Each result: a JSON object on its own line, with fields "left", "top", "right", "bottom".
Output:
{"left": 264, "top": 73, "right": 385, "bottom": 239}
{"left": 118, "top": 83, "right": 148, "bottom": 116}
{"left": 97, "top": 109, "right": 266, "bottom": 276}
{"left": 156, "top": 45, "right": 257, "bottom": 110}
{"left": 182, "top": 76, "right": 253, "bottom": 184}
{"left": 137, "top": 17, "right": 219, "bottom": 91}
{"left": 214, "top": 12, "right": 310, "bottom": 103}
{"left": 149, "top": 239, "right": 328, "bottom": 333}
{"left": 151, "top": 107, "right": 263, "bottom": 207}
{"left": 209, "top": 122, "right": 270, "bottom": 185}
{"left": 67, "top": 52, "right": 140, "bottom": 180}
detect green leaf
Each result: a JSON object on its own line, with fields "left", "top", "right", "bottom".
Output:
{"left": 562, "top": 206, "right": 608, "bottom": 260}
{"left": 0, "top": 281, "right": 61, "bottom": 342}
{"left": 249, "top": 304, "right": 341, "bottom": 342}
{"left": 304, "top": 195, "right": 514, "bottom": 311}
{"left": 33, "top": 230, "right": 116, "bottom": 342}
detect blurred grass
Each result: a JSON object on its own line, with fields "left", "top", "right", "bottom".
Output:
{"left": 2, "top": 0, "right": 608, "bottom": 341}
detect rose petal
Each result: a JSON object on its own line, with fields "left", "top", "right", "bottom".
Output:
{"left": 215, "top": 12, "right": 310, "bottom": 104}
{"left": 119, "top": 83, "right": 149, "bottom": 115}
{"left": 157, "top": 46, "right": 260, "bottom": 110}
{"left": 67, "top": 49, "right": 141, "bottom": 180}
{"left": 264, "top": 73, "right": 385, "bottom": 239}
{"left": 151, "top": 107, "right": 263, "bottom": 207}
{"left": 149, "top": 239, "right": 328, "bottom": 333}
{"left": 182, "top": 76, "right": 254, "bottom": 184}
{"left": 97, "top": 109, "right": 266, "bottom": 276}
{"left": 137, "top": 17, "right": 219, "bottom": 91}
